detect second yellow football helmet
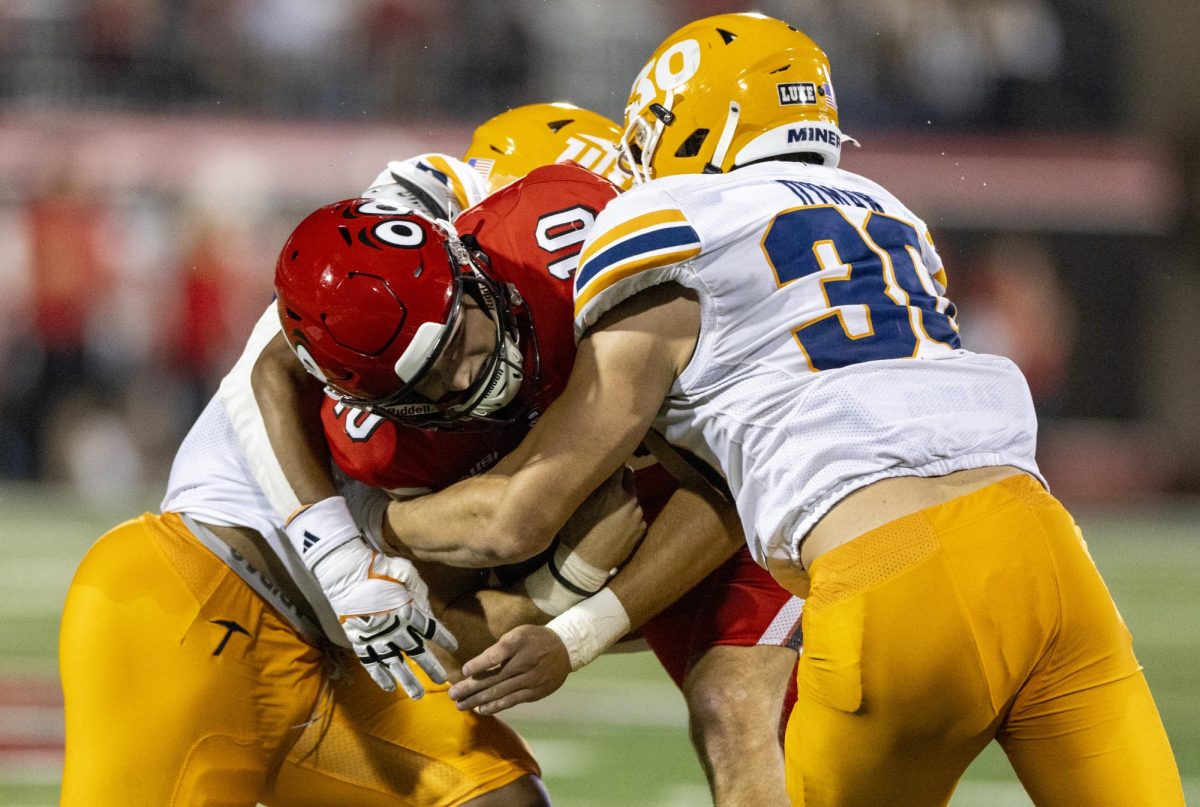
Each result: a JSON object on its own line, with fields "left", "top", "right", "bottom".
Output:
{"left": 622, "top": 13, "right": 849, "bottom": 182}
{"left": 463, "top": 102, "right": 631, "bottom": 193}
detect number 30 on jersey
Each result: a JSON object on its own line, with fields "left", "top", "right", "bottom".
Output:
{"left": 762, "top": 205, "right": 960, "bottom": 371}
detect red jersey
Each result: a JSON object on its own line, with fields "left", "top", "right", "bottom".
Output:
{"left": 322, "top": 163, "right": 619, "bottom": 494}
{"left": 323, "top": 165, "right": 802, "bottom": 699}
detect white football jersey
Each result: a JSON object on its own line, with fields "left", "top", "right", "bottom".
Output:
{"left": 574, "top": 161, "right": 1043, "bottom": 567}
{"left": 162, "top": 386, "right": 395, "bottom": 647}
{"left": 160, "top": 393, "right": 343, "bottom": 644}
{"left": 163, "top": 307, "right": 390, "bottom": 647}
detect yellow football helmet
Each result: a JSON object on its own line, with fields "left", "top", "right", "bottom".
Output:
{"left": 622, "top": 13, "right": 849, "bottom": 182}
{"left": 463, "top": 102, "right": 632, "bottom": 193}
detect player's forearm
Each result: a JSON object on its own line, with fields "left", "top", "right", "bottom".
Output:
{"left": 382, "top": 414, "right": 630, "bottom": 567}
{"left": 218, "top": 307, "right": 329, "bottom": 517}
{"left": 251, "top": 332, "right": 338, "bottom": 506}
{"left": 383, "top": 473, "right": 557, "bottom": 568}
{"left": 434, "top": 474, "right": 642, "bottom": 663}
{"left": 535, "top": 481, "right": 741, "bottom": 675}
{"left": 388, "top": 292, "right": 696, "bottom": 568}
{"left": 608, "top": 482, "right": 743, "bottom": 630}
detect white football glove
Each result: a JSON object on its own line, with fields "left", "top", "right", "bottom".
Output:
{"left": 317, "top": 541, "right": 458, "bottom": 697}
{"left": 362, "top": 154, "right": 487, "bottom": 221}
{"left": 287, "top": 496, "right": 458, "bottom": 697}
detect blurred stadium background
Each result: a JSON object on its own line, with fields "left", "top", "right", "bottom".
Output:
{"left": 0, "top": 0, "right": 1197, "bottom": 804}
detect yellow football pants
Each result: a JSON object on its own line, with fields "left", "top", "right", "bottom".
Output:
{"left": 785, "top": 474, "right": 1184, "bottom": 806}
{"left": 59, "top": 512, "right": 539, "bottom": 806}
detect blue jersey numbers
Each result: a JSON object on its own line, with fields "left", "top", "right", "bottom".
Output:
{"left": 762, "top": 205, "right": 959, "bottom": 371}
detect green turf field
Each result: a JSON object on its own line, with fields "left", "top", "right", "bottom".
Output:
{"left": 1, "top": 484, "right": 1196, "bottom": 806}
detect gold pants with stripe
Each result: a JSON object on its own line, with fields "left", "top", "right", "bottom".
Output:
{"left": 785, "top": 475, "right": 1184, "bottom": 806}
{"left": 59, "top": 512, "right": 539, "bottom": 806}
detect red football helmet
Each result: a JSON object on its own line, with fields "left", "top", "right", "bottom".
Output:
{"left": 274, "top": 198, "right": 524, "bottom": 425}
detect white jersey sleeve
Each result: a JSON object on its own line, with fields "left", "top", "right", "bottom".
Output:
{"left": 363, "top": 153, "right": 488, "bottom": 221}
{"left": 215, "top": 304, "right": 300, "bottom": 519}
{"left": 573, "top": 185, "right": 704, "bottom": 338}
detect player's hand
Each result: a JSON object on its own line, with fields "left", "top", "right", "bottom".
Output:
{"left": 342, "top": 605, "right": 455, "bottom": 698}
{"left": 314, "top": 540, "right": 458, "bottom": 697}
{"left": 448, "top": 625, "right": 571, "bottom": 714}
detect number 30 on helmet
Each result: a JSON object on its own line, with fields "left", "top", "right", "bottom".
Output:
{"left": 273, "top": 199, "right": 523, "bottom": 424}
{"left": 622, "top": 12, "right": 850, "bottom": 182}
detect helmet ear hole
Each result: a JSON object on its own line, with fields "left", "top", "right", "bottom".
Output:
{"left": 627, "top": 139, "right": 644, "bottom": 164}
{"left": 675, "top": 128, "right": 710, "bottom": 158}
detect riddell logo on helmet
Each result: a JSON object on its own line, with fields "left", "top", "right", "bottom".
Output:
{"left": 777, "top": 82, "right": 817, "bottom": 106}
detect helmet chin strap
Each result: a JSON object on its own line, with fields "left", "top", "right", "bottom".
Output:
{"left": 703, "top": 101, "right": 742, "bottom": 174}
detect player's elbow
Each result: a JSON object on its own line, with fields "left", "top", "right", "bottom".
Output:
{"left": 486, "top": 519, "right": 557, "bottom": 565}
{"left": 480, "top": 482, "right": 564, "bottom": 564}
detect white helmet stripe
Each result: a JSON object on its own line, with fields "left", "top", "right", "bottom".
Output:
{"left": 393, "top": 319, "right": 451, "bottom": 383}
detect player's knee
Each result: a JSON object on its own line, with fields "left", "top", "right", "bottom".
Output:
{"left": 683, "top": 647, "right": 795, "bottom": 739}
{"left": 684, "top": 675, "right": 763, "bottom": 739}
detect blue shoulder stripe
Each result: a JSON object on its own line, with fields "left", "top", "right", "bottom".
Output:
{"left": 575, "top": 224, "right": 701, "bottom": 293}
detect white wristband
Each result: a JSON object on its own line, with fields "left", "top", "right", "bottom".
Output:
{"left": 546, "top": 588, "right": 631, "bottom": 671}
{"left": 340, "top": 480, "right": 391, "bottom": 555}
{"left": 524, "top": 542, "right": 614, "bottom": 616}
{"left": 285, "top": 496, "right": 362, "bottom": 568}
